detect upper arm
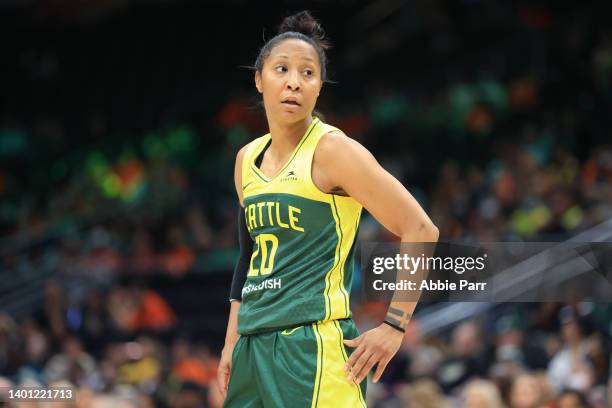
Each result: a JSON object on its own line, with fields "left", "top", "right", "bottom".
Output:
{"left": 315, "top": 131, "right": 438, "bottom": 241}
{"left": 234, "top": 145, "right": 248, "bottom": 207}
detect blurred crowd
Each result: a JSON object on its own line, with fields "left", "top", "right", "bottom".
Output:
{"left": 1, "top": 280, "right": 224, "bottom": 408}
{"left": 353, "top": 302, "right": 612, "bottom": 408}
{"left": 2, "top": 0, "right": 612, "bottom": 407}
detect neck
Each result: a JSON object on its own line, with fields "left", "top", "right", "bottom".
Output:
{"left": 267, "top": 115, "right": 314, "bottom": 156}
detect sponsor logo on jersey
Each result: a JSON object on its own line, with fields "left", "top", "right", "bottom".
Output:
{"left": 242, "top": 278, "right": 282, "bottom": 296}
{"left": 280, "top": 170, "right": 298, "bottom": 182}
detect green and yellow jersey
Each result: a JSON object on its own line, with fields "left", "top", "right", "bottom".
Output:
{"left": 238, "top": 117, "right": 363, "bottom": 335}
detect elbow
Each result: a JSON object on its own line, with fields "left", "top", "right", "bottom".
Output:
{"left": 428, "top": 223, "right": 440, "bottom": 242}
{"left": 421, "top": 221, "right": 439, "bottom": 242}
{"left": 401, "top": 220, "right": 439, "bottom": 242}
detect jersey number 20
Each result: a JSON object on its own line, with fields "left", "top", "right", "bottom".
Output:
{"left": 248, "top": 233, "right": 279, "bottom": 276}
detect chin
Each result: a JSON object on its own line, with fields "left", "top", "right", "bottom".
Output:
{"left": 276, "top": 110, "right": 308, "bottom": 124}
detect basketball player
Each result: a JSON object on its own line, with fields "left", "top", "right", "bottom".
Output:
{"left": 217, "top": 11, "right": 439, "bottom": 407}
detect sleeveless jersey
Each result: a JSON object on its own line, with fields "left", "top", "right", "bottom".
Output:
{"left": 238, "top": 118, "right": 363, "bottom": 335}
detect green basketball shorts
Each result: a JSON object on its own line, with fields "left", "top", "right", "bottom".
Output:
{"left": 223, "top": 318, "right": 367, "bottom": 408}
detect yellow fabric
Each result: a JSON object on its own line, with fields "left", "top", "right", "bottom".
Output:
{"left": 311, "top": 320, "right": 367, "bottom": 407}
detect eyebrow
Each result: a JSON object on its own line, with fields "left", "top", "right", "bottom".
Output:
{"left": 272, "top": 54, "right": 316, "bottom": 62}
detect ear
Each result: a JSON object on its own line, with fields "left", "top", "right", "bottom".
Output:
{"left": 255, "top": 71, "right": 263, "bottom": 94}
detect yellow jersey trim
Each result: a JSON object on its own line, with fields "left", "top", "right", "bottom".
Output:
{"left": 250, "top": 117, "right": 320, "bottom": 183}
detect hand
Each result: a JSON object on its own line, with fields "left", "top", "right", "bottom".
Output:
{"left": 343, "top": 323, "right": 403, "bottom": 384}
{"left": 217, "top": 342, "right": 236, "bottom": 400}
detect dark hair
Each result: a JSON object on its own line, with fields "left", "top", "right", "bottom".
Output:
{"left": 558, "top": 389, "right": 590, "bottom": 407}
{"left": 254, "top": 11, "right": 331, "bottom": 82}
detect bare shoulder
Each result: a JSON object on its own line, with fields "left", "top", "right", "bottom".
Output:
{"left": 235, "top": 143, "right": 249, "bottom": 164}
{"left": 318, "top": 129, "right": 358, "bottom": 153}
{"left": 316, "top": 129, "right": 376, "bottom": 168}
{"left": 313, "top": 129, "right": 378, "bottom": 194}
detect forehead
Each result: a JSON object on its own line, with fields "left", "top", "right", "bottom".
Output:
{"left": 267, "top": 38, "right": 319, "bottom": 63}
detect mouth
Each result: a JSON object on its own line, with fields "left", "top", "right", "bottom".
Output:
{"left": 281, "top": 98, "right": 301, "bottom": 107}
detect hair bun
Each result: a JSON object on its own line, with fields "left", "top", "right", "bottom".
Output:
{"left": 278, "top": 11, "right": 330, "bottom": 50}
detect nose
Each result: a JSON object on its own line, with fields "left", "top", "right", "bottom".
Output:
{"left": 286, "top": 70, "right": 301, "bottom": 91}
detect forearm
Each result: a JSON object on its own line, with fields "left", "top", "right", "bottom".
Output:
{"left": 385, "top": 224, "right": 439, "bottom": 331}
{"left": 224, "top": 300, "right": 241, "bottom": 346}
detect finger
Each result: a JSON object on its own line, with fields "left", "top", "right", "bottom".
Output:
{"left": 353, "top": 353, "right": 379, "bottom": 384}
{"left": 343, "top": 334, "right": 363, "bottom": 348}
{"left": 372, "top": 356, "right": 391, "bottom": 383}
{"left": 344, "top": 344, "right": 366, "bottom": 372}
{"left": 347, "top": 350, "right": 374, "bottom": 382}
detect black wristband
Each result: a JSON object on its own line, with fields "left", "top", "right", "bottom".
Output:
{"left": 383, "top": 320, "right": 406, "bottom": 333}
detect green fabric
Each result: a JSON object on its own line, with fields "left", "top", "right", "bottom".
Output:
{"left": 223, "top": 319, "right": 366, "bottom": 408}
{"left": 238, "top": 193, "right": 339, "bottom": 335}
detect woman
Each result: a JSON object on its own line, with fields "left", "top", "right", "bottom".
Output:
{"left": 462, "top": 379, "right": 507, "bottom": 408}
{"left": 217, "top": 11, "right": 438, "bottom": 407}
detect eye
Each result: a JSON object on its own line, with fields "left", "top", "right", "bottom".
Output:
{"left": 275, "top": 65, "right": 287, "bottom": 73}
{"left": 303, "top": 68, "right": 314, "bottom": 76}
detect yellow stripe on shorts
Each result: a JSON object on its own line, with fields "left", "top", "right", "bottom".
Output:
{"left": 311, "top": 321, "right": 366, "bottom": 407}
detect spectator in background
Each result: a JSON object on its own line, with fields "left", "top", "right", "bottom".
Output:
{"left": 39, "top": 280, "right": 68, "bottom": 346}
{"left": 0, "top": 313, "right": 20, "bottom": 376}
{"left": 556, "top": 389, "right": 591, "bottom": 408}
{"left": 78, "top": 288, "right": 111, "bottom": 358}
{"left": 184, "top": 204, "right": 214, "bottom": 251}
{"left": 107, "top": 286, "right": 140, "bottom": 335}
{"left": 170, "top": 339, "right": 218, "bottom": 389}
{"left": 405, "top": 320, "right": 444, "bottom": 382}
{"left": 0, "top": 376, "right": 14, "bottom": 402}
{"left": 82, "top": 226, "right": 122, "bottom": 286}
{"left": 489, "top": 314, "right": 551, "bottom": 403}
{"left": 585, "top": 332, "right": 610, "bottom": 386}
{"left": 161, "top": 224, "right": 195, "bottom": 277}
{"left": 115, "top": 337, "right": 162, "bottom": 391}
{"left": 462, "top": 379, "right": 507, "bottom": 408}
{"left": 17, "top": 319, "right": 50, "bottom": 384}
{"left": 128, "top": 227, "right": 158, "bottom": 275}
{"left": 436, "top": 320, "right": 489, "bottom": 393}
{"left": 169, "top": 381, "right": 207, "bottom": 408}
{"left": 44, "top": 336, "right": 99, "bottom": 386}
{"left": 396, "top": 379, "right": 453, "bottom": 408}
{"left": 608, "top": 377, "right": 612, "bottom": 408}
{"left": 509, "top": 373, "right": 553, "bottom": 408}
{"left": 107, "top": 285, "right": 175, "bottom": 335}
{"left": 494, "top": 313, "right": 550, "bottom": 371}
{"left": 548, "top": 308, "right": 595, "bottom": 393}
{"left": 130, "top": 285, "right": 176, "bottom": 333}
